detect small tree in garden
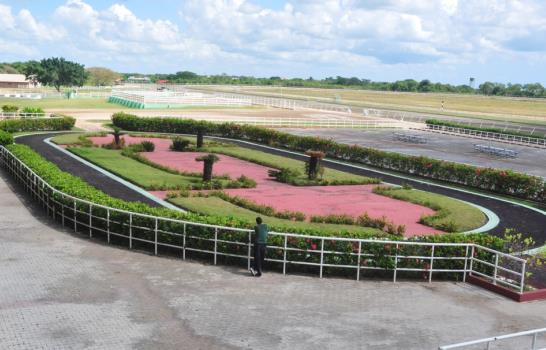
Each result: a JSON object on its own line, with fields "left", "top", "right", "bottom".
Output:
{"left": 305, "top": 150, "right": 325, "bottom": 180}
{"left": 196, "top": 154, "right": 220, "bottom": 182}
{"left": 111, "top": 126, "right": 125, "bottom": 147}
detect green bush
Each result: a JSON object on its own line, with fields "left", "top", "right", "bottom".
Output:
{"left": 2, "top": 105, "right": 19, "bottom": 113}
{"left": 112, "top": 113, "right": 546, "bottom": 203}
{"left": 0, "top": 130, "right": 13, "bottom": 146}
{"left": 0, "top": 115, "right": 75, "bottom": 133}
{"left": 170, "top": 137, "right": 191, "bottom": 151}
{"left": 140, "top": 141, "right": 155, "bottom": 152}
{"left": 20, "top": 107, "right": 45, "bottom": 116}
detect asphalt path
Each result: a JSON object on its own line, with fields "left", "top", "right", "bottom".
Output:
{"left": 15, "top": 133, "right": 546, "bottom": 247}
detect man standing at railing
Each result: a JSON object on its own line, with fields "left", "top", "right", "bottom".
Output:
{"left": 250, "top": 217, "right": 269, "bottom": 277}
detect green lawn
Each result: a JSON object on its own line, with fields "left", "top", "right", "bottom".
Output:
{"left": 374, "top": 187, "right": 486, "bottom": 232}
{"left": 0, "top": 98, "right": 117, "bottom": 109}
{"left": 203, "top": 143, "right": 377, "bottom": 184}
{"left": 69, "top": 147, "right": 201, "bottom": 190}
{"left": 169, "top": 196, "right": 384, "bottom": 236}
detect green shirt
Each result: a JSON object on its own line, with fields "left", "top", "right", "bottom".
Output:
{"left": 254, "top": 223, "right": 269, "bottom": 244}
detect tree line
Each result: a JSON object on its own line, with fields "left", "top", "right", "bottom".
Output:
{"left": 2, "top": 58, "right": 545, "bottom": 98}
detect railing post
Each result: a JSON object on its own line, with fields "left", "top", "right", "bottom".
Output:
{"left": 319, "top": 239, "right": 325, "bottom": 278}
{"left": 154, "top": 218, "right": 158, "bottom": 255}
{"left": 469, "top": 245, "right": 475, "bottom": 276}
{"left": 107, "top": 209, "right": 110, "bottom": 243}
{"left": 493, "top": 253, "right": 499, "bottom": 285}
{"left": 393, "top": 243, "right": 399, "bottom": 283}
{"left": 532, "top": 332, "right": 537, "bottom": 350}
{"left": 248, "top": 231, "right": 252, "bottom": 271}
{"left": 429, "top": 245, "right": 435, "bottom": 283}
{"left": 73, "top": 201, "right": 77, "bottom": 232}
{"left": 520, "top": 261, "right": 527, "bottom": 294}
{"left": 182, "top": 223, "right": 186, "bottom": 260}
{"left": 213, "top": 227, "right": 218, "bottom": 265}
{"left": 61, "top": 194, "right": 65, "bottom": 227}
{"left": 283, "top": 235, "right": 287, "bottom": 275}
{"left": 463, "top": 245, "right": 469, "bottom": 282}
{"left": 356, "top": 241, "right": 362, "bottom": 281}
{"left": 89, "top": 204, "right": 93, "bottom": 238}
{"left": 129, "top": 214, "right": 133, "bottom": 249}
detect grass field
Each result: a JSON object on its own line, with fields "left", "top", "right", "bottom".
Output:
{"left": 203, "top": 86, "right": 546, "bottom": 124}
{"left": 169, "top": 196, "right": 384, "bottom": 236}
{"left": 0, "top": 98, "right": 117, "bottom": 109}
{"left": 68, "top": 147, "right": 202, "bottom": 190}
{"left": 374, "top": 187, "right": 486, "bottom": 232}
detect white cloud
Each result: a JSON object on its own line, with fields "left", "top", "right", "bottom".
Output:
{"left": 2, "top": 0, "right": 546, "bottom": 81}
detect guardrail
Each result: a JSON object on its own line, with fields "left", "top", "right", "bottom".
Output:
{"left": 425, "top": 124, "right": 546, "bottom": 148}
{"left": 152, "top": 116, "right": 399, "bottom": 129}
{"left": 0, "top": 112, "right": 48, "bottom": 119}
{"left": 0, "top": 145, "right": 528, "bottom": 291}
{"left": 439, "top": 327, "right": 546, "bottom": 349}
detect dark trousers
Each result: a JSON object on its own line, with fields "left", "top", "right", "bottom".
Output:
{"left": 252, "top": 243, "right": 266, "bottom": 274}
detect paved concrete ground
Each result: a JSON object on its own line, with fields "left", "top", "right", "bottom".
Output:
{"left": 283, "top": 128, "right": 546, "bottom": 178}
{"left": 1, "top": 172, "right": 546, "bottom": 350}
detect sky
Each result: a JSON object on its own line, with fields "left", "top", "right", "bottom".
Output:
{"left": 1, "top": 0, "right": 546, "bottom": 85}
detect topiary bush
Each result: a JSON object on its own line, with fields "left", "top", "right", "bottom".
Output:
{"left": 0, "top": 130, "right": 13, "bottom": 146}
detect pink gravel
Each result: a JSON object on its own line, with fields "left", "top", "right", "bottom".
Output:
{"left": 91, "top": 135, "right": 443, "bottom": 237}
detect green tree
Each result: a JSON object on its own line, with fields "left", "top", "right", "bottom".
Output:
{"left": 86, "top": 67, "right": 120, "bottom": 86}
{"left": 25, "top": 57, "right": 87, "bottom": 92}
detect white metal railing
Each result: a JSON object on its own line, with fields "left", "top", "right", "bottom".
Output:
{"left": 0, "top": 112, "right": 49, "bottom": 119}
{"left": 152, "top": 116, "right": 399, "bottom": 129}
{"left": 439, "top": 328, "right": 546, "bottom": 349}
{"left": 425, "top": 124, "right": 546, "bottom": 147}
{"left": 110, "top": 91, "right": 252, "bottom": 107}
{"left": 0, "top": 145, "right": 528, "bottom": 291}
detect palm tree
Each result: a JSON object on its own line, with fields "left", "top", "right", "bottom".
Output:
{"left": 111, "top": 126, "right": 125, "bottom": 147}
{"left": 195, "top": 154, "right": 220, "bottom": 181}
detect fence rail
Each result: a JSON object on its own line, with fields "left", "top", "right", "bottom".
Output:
{"left": 439, "top": 327, "right": 546, "bottom": 349}
{"left": 0, "top": 145, "right": 528, "bottom": 291}
{"left": 0, "top": 112, "right": 49, "bottom": 119}
{"left": 425, "top": 124, "right": 546, "bottom": 148}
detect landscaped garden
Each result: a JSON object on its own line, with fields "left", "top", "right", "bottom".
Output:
{"left": 52, "top": 130, "right": 488, "bottom": 238}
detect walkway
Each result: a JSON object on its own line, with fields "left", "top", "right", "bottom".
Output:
{"left": 1, "top": 171, "right": 546, "bottom": 349}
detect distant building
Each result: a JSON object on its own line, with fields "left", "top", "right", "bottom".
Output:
{"left": 157, "top": 79, "right": 169, "bottom": 84}
{"left": 0, "top": 74, "right": 37, "bottom": 88}
{"left": 127, "top": 76, "right": 151, "bottom": 84}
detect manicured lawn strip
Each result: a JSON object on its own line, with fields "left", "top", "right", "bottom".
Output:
{"left": 68, "top": 147, "right": 201, "bottom": 190}
{"left": 169, "top": 196, "right": 385, "bottom": 236}
{"left": 51, "top": 132, "right": 105, "bottom": 146}
{"left": 373, "top": 187, "right": 486, "bottom": 232}
{"left": 203, "top": 143, "right": 378, "bottom": 184}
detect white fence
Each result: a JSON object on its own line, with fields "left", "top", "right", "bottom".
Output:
{"left": 110, "top": 91, "right": 251, "bottom": 107}
{"left": 425, "top": 124, "right": 546, "bottom": 148}
{"left": 152, "top": 116, "right": 400, "bottom": 129}
{"left": 0, "top": 145, "right": 529, "bottom": 292}
{"left": 439, "top": 328, "right": 546, "bottom": 349}
{"left": 0, "top": 112, "right": 49, "bottom": 119}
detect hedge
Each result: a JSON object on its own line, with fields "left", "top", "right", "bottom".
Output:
{"left": 426, "top": 119, "right": 546, "bottom": 141}
{"left": 112, "top": 112, "right": 546, "bottom": 203}
{"left": 1, "top": 143, "right": 506, "bottom": 276}
{"left": 0, "top": 115, "right": 75, "bottom": 133}
{"left": 0, "top": 130, "right": 13, "bottom": 146}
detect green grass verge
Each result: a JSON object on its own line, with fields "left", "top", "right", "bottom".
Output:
{"left": 0, "top": 98, "right": 117, "bottom": 109}
{"left": 373, "top": 187, "right": 486, "bottom": 232}
{"left": 203, "top": 143, "right": 377, "bottom": 184}
{"left": 169, "top": 196, "right": 385, "bottom": 236}
{"left": 68, "top": 147, "right": 202, "bottom": 190}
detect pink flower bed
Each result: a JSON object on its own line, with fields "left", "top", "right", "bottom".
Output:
{"left": 90, "top": 135, "right": 443, "bottom": 237}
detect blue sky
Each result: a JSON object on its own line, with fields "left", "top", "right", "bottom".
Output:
{"left": 1, "top": 0, "right": 546, "bottom": 85}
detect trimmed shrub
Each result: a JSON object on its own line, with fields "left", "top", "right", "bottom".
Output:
{"left": 140, "top": 141, "right": 155, "bottom": 152}
{"left": 0, "top": 115, "right": 75, "bottom": 133}
{"left": 170, "top": 137, "right": 191, "bottom": 151}
{"left": 20, "top": 107, "right": 45, "bottom": 116}
{"left": 2, "top": 105, "right": 19, "bottom": 113}
{"left": 112, "top": 113, "right": 546, "bottom": 203}
{"left": 0, "top": 130, "right": 14, "bottom": 146}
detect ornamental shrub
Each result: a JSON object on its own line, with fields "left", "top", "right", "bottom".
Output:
{"left": 112, "top": 113, "right": 546, "bottom": 203}
{"left": 170, "top": 137, "right": 191, "bottom": 151}
{"left": 0, "top": 115, "right": 75, "bottom": 133}
{"left": 20, "top": 107, "right": 45, "bottom": 116}
{"left": 2, "top": 105, "right": 19, "bottom": 113}
{"left": 140, "top": 141, "right": 155, "bottom": 152}
{"left": 0, "top": 130, "right": 13, "bottom": 146}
